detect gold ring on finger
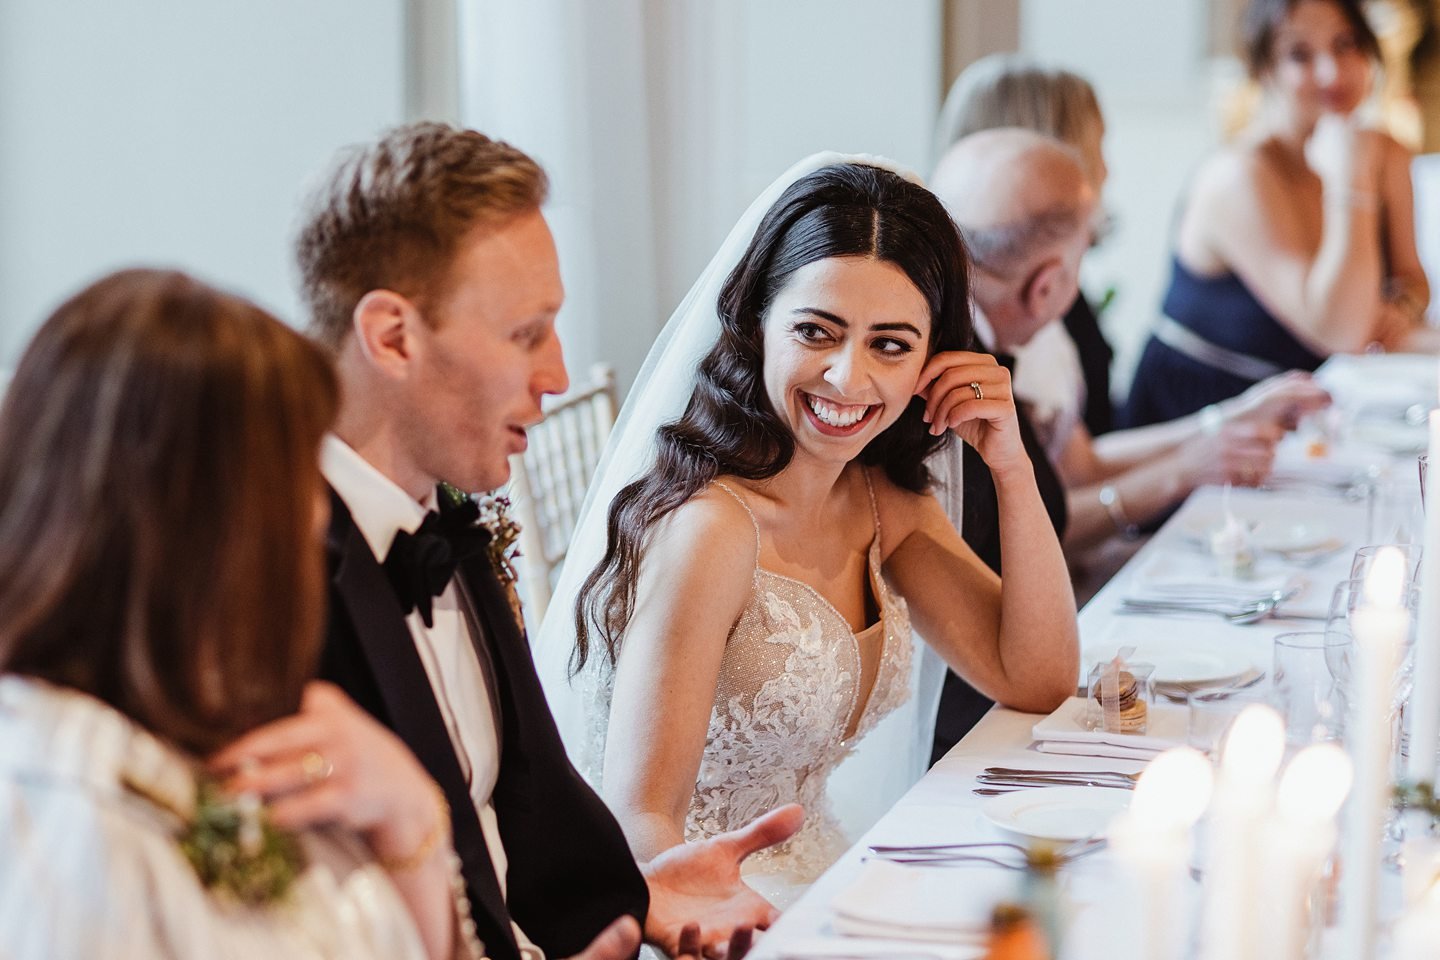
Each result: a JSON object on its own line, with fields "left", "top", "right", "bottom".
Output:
{"left": 301, "top": 750, "right": 333, "bottom": 784}
{"left": 969, "top": 381, "right": 984, "bottom": 401}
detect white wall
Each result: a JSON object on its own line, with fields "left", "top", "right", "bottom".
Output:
{"left": 654, "top": 0, "right": 943, "bottom": 343}
{"left": 458, "top": 0, "right": 943, "bottom": 395}
{"left": 0, "top": 0, "right": 407, "bottom": 363}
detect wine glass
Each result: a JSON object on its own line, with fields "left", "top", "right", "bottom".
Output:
{"left": 1351, "top": 544, "right": 1423, "bottom": 585}
{"left": 1273, "top": 632, "right": 1343, "bottom": 746}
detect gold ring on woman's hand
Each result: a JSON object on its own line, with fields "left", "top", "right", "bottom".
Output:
{"left": 301, "top": 750, "right": 333, "bottom": 784}
{"left": 969, "top": 381, "right": 984, "bottom": 401}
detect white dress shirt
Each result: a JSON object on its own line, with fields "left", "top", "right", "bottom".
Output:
{"left": 973, "top": 310, "right": 1084, "bottom": 465}
{"left": 322, "top": 435, "right": 541, "bottom": 958}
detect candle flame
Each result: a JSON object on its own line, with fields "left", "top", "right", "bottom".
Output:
{"left": 1221, "top": 704, "right": 1285, "bottom": 783}
{"left": 1362, "top": 546, "right": 1406, "bottom": 609}
{"left": 1276, "top": 743, "right": 1352, "bottom": 823}
{"left": 1133, "top": 747, "right": 1214, "bottom": 828}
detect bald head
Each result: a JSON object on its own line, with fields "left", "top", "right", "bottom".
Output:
{"left": 931, "top": 128, "right": 1090, "bottom": 278}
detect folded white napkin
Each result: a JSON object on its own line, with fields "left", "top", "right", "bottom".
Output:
{"left": 830, "top": 860, "right": 1011, "bottom": 943}
{"left": 1033, "top": 739, "right": 1163, "bottom": 761}
{"left": 1030, "top": 697, "right": 1188, "bottom": 757}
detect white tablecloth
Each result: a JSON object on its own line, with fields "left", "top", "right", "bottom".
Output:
{"left": 752, "top": 385, "right": 1417, "bottom": 957}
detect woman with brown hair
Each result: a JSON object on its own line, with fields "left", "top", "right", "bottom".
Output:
{"left": 0, "top": 270, "right": 471, "bottom": 959}
{"left": 1125, "top": 0, "right": 1432, "bottom": 427}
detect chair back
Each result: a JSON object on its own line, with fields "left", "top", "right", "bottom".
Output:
{"left": 509, "top": 363, "right": 618, "bottom": 624}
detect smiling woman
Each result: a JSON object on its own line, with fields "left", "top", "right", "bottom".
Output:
{"left": 536, "top": 156, "right": 1079, "bottom": 912}
{"left": 763, "top": 257, "right": 929, "bottom": 445}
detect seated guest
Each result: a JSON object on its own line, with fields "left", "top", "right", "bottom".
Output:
{"left": 537, "top": 155, "right": 1079, "bottom": 910}
{"left": 926, "top": 130, "right": 1326, "bottom": 758}
{"left": 0, "top": 269, "right": 473, "bottom": 960}
{"left": 296, "top": 122, "right": 796, "bottom": 959}
{"left": 1125, "top": 0, "right": 1432, "bottom": 428}
{"left": 934, "top": 53, "right": 1117, "bottom": 437}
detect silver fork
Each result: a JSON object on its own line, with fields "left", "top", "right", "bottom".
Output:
{"left": 869, "top": 836, "right": 1102, "bottom": 855}
{"left": 872, "top": 836, "right": 1109, "bottom": 864}
{"left": 976, "top": 775, "right": 1135, "bottom": 790}
{"left": 984, "top": 766, "right": 1142, "bottom": 781}
{"left": 1118, "top": 597, "right": 1280, "bottom": 625}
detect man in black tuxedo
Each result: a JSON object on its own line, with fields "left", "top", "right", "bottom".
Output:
{"left": 295, "top": 123, "right": 800, "bottom": 960}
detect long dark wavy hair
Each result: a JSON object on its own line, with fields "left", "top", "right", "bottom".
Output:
{"left": 573, "top": 162, "right": 974, "bottom": 672}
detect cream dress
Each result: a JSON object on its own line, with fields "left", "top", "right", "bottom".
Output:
{"left": 586, "top": 473, "right": 914, "bottom": 909}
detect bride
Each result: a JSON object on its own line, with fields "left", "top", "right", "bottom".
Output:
{"left": 536, "top": 155, "right": 1077, "bottom": 908}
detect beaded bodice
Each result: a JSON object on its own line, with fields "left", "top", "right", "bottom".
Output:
{"left": 681, "top": 477, "right": 913, "bottom": 883}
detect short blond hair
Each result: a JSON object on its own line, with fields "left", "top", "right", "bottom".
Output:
{"left": 297, "top": 122, "right": 549, "bottom": 348}
{"left": 934, "top": 55, "right": 1102, "bottom": 169}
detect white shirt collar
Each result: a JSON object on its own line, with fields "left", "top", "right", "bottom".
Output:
{"left": 321, "top": 434, "right": 434, "bottom": 563}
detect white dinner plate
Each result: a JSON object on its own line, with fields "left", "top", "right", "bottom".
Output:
{"left": 1348, "top": 420, "right": 1429, "bottom": 456}
{"left": 1084, "top": 644, "right": 1253, "bottom": 686}
{"left": 981, "top": 786, "right": 1131, "bottom": 842}
{"left": 1251, "top": 521, "right": 1341, "bottom": 554}
{"left": 1180, "top": 513, "right": 1337, "bottom": 554}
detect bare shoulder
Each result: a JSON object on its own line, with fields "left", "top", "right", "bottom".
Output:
{"left": 866, "top": 467, "right": 948, "bottom": 557}
{"left": 1192, "top": 143, "right": 1274, "bottom": 206}
{"left": 642, "top": 483, "right": 758, "bottom": 596}
{"left": 1377, "top": 130, "right": 1415, "bottom": 174}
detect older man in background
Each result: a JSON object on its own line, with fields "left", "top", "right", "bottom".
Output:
{"left": 928, "top": 128, "right": 1323, "bottom": 759}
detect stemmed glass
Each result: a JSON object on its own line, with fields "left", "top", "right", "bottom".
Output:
{"left": 1273, "top": 632, "right": 1344, "bottom": 746}
{"left": 1350, "top": 544, "right": 1423, "bottom": 585}
{"left": 1366, "top": 470, "right": 1424, "bottom": 546}
{"left": 1324, "top": 578, "right": 1420, "bottom": 728}
{"left": 1325, "top": 577, "right": 1420, "bottom": 860}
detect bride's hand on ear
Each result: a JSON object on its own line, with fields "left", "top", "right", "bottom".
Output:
{"left": 915, "top": 351, "right": 1030, "bottom": 478}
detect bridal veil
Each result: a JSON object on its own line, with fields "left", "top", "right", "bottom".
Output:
{"left": 531, "top": 151, "right": 961, "bottom": 841}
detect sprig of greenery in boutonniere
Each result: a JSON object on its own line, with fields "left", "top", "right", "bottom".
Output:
{"left": 123, "top": 775, "right": 306, "bottom": 907}
{"left": 440, "top": 481, "right": 526, "bottom": 631}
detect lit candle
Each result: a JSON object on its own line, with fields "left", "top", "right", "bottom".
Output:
{"left": 1409, "top": 366, "right": 1440, "bottom": 785}
{"left": 1108, "top": 748, "right": 1213, "bottom": 960}
{"left": 1199, "top": 704, "right": 1285, "bottom": 960}
{"left": 1262, "top": 743, "right": 1353, "bottom": 960}
{"left": 1338, "top": 546, "right": 1410, "bottom": 958}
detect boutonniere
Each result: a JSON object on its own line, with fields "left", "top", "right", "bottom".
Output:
{"left": 440, "top": 482, "right": 526, "bottom": 632}
{"left": 123, "top": 775, "right": 307, "bottom": 907}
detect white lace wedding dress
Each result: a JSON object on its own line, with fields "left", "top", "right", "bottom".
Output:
{"left": 579, "top": 476, "right": 914, "bottom": 906}
{"left": 535, "top": 152, "right": 951, "bottom": 909}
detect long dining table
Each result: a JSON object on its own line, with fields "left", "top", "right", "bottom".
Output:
{"left": 750, "top": 354, "right": 1436, "bottom": 959}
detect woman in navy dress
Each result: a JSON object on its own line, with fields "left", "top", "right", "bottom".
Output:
{"left": 1125, "top": 0, "right": 1431, "bottom": 427}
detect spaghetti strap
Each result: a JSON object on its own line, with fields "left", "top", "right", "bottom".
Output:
{"left": 861, "top": 467, "right": 882, "bottom": 554}
{"left": 712, "top": 480, "right": 762, "bottom": 566}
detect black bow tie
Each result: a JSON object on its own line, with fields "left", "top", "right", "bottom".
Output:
{"left": 383, "top": 493, "right": 488, "bottom": 628}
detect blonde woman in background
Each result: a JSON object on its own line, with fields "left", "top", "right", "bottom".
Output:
{"left": 934, "top": 55, "right": 1115, "bottom": 439}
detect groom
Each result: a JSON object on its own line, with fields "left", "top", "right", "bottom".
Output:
{"left": 296, "top": 122, "right": 800, "bottom": 960}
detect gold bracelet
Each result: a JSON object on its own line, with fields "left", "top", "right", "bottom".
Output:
{"left": 378, "top": 781, "right": 451, "bottom": 873}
